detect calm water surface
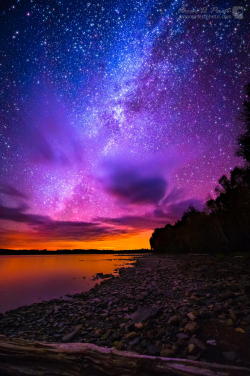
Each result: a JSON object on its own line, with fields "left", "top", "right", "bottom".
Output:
{"left": 0, "top": 254, "right": 142, "bottom": 313}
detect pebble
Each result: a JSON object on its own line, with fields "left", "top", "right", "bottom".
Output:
{"left": 62, "top": 324, "right": 82, "bottom": 342}
{"left": 124, "top": 331, "right": 137, "bottom": 339}
{"left": 188, "top": 343, "right": 195, "bottom": 353}
{"left": 134, "top": 322, "right": 143, "bottom": 329}
{"left": 222, "top": 351, "right": 237, "bottom": 361}
{"left": 168, "top": 315, "right": 180, "bottom": 325}
{"left": 206, "top": 339, "right": 217, "bottom": 346}
{"left": 176, "top": 333, "right": 189, "bottom": 340}
{"left": 187, "top": 312, "right": 196, "bottom": 321}
{"left": 235, "top": 327, "right": 245, "bottom": 333}
{"left": 184, "top": 321, "right": 199, "bottom": 333}
{"left": 160, "top": 346, "right": 175, "bottom": 357}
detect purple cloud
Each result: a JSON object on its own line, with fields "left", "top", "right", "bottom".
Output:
{"left": 162, "top": 187, "right": 184, "bottom": 205}
{"left": 97, "top": 214, "right": 169, "bottom": 230}
{"left": 100, "top": 163, "right": 167, "bottom": 205}
{"left": 0, "top": 184, "right": 28, "bottom": 200}
{"left": 0, "top": 204, "right": 129, "bottom": 241}
{"left": 166, "top": 199, "right": 203, "bottom": 219}
{"left": 0, "top": 204, "right": 49, "bottom": 224}
{"left": 97, "top": 197, "right": 203, "bottom": 231}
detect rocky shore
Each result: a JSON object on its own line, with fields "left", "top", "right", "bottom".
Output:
{"left": 0, "top": 254, "right": 250, "bottom": 367}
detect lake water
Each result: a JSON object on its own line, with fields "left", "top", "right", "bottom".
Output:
{"left": 0, "top": 254, "right": 142, "bottom": 313}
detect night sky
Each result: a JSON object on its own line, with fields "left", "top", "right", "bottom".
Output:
{"left": 0, "top": 0, "right": 249, "bottom": 250}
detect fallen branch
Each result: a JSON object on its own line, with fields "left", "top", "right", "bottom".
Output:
{"left": 0, "top": 336, "right": 249, "bottom": 376}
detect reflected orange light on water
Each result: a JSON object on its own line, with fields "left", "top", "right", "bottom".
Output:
{"left": 0, "top": 254, "right": 140, "bottom": 312}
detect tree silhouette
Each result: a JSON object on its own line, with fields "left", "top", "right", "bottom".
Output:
{"left": 237, "top": 84, "right": 250, "bottom": 163}
{"left": 150, "top": 84, "right": 250, "bottom": 253}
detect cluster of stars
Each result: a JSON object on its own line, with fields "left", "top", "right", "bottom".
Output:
{"left": 0, "top": 0, "right": 249, "bottom": 248}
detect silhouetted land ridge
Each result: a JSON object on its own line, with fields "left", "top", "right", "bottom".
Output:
{"left": 151, "top": 84, "right": 250, "bottom": 253}
{"left": 0, "top": 249, "right": 150, "bottom": 255}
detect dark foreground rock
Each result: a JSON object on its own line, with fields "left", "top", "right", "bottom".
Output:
{"left": 0, "top": 254, "right": 250, "bottom": 368}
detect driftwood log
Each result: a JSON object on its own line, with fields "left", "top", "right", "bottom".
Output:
{"left": 0, "top": 336, "right": 249, "bottom": 376}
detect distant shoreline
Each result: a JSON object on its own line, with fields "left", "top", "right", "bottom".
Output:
{"left": 0, "top": 249, "right": 151, "bottom": 255}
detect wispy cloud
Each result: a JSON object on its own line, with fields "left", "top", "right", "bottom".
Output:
{"left": 0, "top": 184, "right": 28, "bottom": 200}
{"left": 0, "top": 204, "right": 129, "bottom": 241}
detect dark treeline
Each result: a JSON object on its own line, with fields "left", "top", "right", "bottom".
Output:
{"left": 0, "top": 249, "right": 150, "bottom": 255}
{"left": 150, "top": 84, "right": 250, "bottom": 253}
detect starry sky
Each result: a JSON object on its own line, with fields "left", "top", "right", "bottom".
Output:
{"left": 0, "top": 0, "right": 249, "bottom": 250}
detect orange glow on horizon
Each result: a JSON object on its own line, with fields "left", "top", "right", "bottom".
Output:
{"left": 0, "top": 230, "right": 152, "bottom": 250}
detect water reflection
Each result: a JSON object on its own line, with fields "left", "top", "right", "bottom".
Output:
{"left": 0, "top": 254, "right": 141, "bottom": 312}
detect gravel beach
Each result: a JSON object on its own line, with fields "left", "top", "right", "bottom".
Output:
{"left": 0, "top": 254, "right": 250, "bottom": 367}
